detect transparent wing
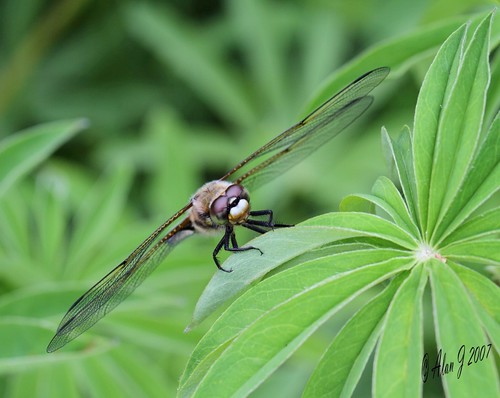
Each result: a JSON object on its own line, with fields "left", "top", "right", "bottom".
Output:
{"left": 47, "top": 67, "right": 389, "bottom": 352}
{"left": 47, "top": 212, "right": 193, "bottom": 352}
{"left": 221, "top": 67, "right": 389, "bottom": 190}
{"left": 238, "top": 96, "right": 373, "bottom": 190}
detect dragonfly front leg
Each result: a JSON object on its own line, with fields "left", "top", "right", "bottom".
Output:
{"left": 248, "top": 209, "right": 294, "bottom": 229}
{"left": 213, "top": 225, "right": 263, "bottom": 272}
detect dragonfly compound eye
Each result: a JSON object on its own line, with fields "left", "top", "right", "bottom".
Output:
{"left": 211, "top": 195, "right": 230, "bottom": 222}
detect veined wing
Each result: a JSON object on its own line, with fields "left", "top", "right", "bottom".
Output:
{"left": 47, "top": 207, "right": 194, "bottom": 352}
{"left": 220, "top": 67, "right": 389, "bottom": 190}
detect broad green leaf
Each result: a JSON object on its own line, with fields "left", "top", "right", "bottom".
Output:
{"left": 181, "top": 249, "right": 410, "bottom": 391}
{"left": 429, "top": 259, "right": 499, "bottom": 397}
{"left": 372, "top": 177, "right": 420, "bottom": 237}
{"left": 189, "top": 226, "right": 362, "bottom": 328}
{"left": 373, "top": 264, "right": 427, "bottom": 398}
{"left": 340, "top": 192, "right": 411, "bottom": 231}
{"left": 0, "top": 119, "right": 87, "bottom": 196}
{"left": 429, "top": 13, "right": 493, "bottom": 242}
{"left": 441, "top": 207, "right": 500, "bottom": 246}
{"left": 413, "top": 22, "right": 465, "bottom": 237}
{"left": 186, "top": 257, "right": 411, "bottom": 397}
{"left": 381, "top": 126, "right": 418, "bottom": 226}
{"left": 343, "top": 176, "right": 420, "bottom": 238}
{"left": 442, "top": 240, "right": 500, "bottom": 265}
{"left": 435, "top": 112, "right": 500, "bottom": 245}
{"left": 302, "top": 212, "right": 418, "bottom": 249}
{"left": 303, "top": 272, "right": 409, "bottom": 398}
{"left": 190, "top": 212, "right": 418, "bottom": 329}
{"left": 339, "top": 194, "right": 376, "bottom": 214}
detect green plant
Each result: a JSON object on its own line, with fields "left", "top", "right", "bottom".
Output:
{"left": 179, "top": 12, "right": 499, "bottom": 398}
{"left": 0, "top": 3, "right": 498, "bottom": 398}
{"left": 0, "top": 119, "right": 87, "bottom": 196}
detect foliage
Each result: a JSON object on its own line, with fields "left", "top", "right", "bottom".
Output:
{"left": 0, "top": 1, "right": 498, "bottom": 398}
{"left": 179, "top": 12, "right": 499, "bottom": 398}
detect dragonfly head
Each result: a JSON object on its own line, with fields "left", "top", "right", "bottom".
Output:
{"left": 211, "top": 183, "right": 250, "bottom": 225}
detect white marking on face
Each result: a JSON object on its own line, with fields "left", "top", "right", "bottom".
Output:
{"left": 229, "top": 199, "right": 249, "bottom": 222}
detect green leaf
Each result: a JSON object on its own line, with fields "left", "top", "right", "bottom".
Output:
{"left": 63, "top": 165, "right": 133, "bottom": 279}
{"left": 373, "top": 264, "right": 427, "bottom": 397}
{"left": 343, "top": 176, "right": 420, "bottom": 238}
{"left": 0, "top": 316, "right": 113, "bottom": 374}
{"left": 429, "top": 14, "right": 493, "bottom": 242}
{"left": 124, "top": 3, "right": 254, "bottom": 128}
{"left": 190, "top": 212, "right": 418, "bottom": 328}
{"left": 381, "top": 126, "right": 418, "bottom": 226}
{"left": 429, "top": 259, "right": 499, "bottom": 397}
{"left": 301, "top": 212, "right": 418, "bottom": 249}
{"left": 372, "top": 176, "right": 421, "bottom": 236}
{"left": 184, "top": 256, "right": 411, "bottom": 397}
{"left": 486, "top": 47, "right": 500, "bottom": 125}
{"left": 305, "top": 16, "right": 471, "bottom": 113}
{"left": 442, "top": 240, "right": 500, "bottom": 265}
{"left": 339, "top": 194, "right": 376, "bottom": 214}
{"left": 0, "top": 119, "right": 87, "bottom": 196}
{"left": 413, "top": 22, "right": 465, "bottom": 236}
{"left": 448, "top": 261, "right": 500, "bottom": 324}
{"left": 435, "top": 112, "right": 500, "bottom": 245}
{"left": 441, "top": 207, "right": 500, "bottom": 246}
{"left": 303, "top": 272, "right": 408, "bottom": 398}
{"left": 472, "top": 299, "right": 500, "bottom": 355}
{"left": 181, "top": 249, "right": 410, "bottom": 392}
{"left": 0, "top": 185, "right": 31, "bottom": 265}
{"left": 188, "top": 226, "right": 363, "bottom": 328}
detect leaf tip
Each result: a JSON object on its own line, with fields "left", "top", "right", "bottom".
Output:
{"left": 77, "top": 118, "right": 91, "bottom": 130}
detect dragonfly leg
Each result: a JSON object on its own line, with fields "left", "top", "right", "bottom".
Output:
{"left": 225, "top": 226, "right": 263, "bottom": 255}
{"left": 213, "top": 231, "right": 232, "bottom": 273}
{"left": 242, "top": 220, "right": 268, "bottom": 234}
{"left": 248, "top": 209, "right": 294, "bottom": 229}
{"left": 213, "top": 225, "right": 263, "bottom": 272}
{"left": 249, "top": 209, "right": 274, "bottom": 225}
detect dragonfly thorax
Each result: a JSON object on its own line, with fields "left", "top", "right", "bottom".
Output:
{"left": 190, "top": 181, "right": 251, "bottom": 233}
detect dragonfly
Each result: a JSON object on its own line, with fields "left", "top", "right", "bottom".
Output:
{"left": 47, "top": 67, "right": 389, "bottom": 352}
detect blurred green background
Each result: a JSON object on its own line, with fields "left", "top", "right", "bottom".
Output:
{"left": 0, "top": 0, "right": 497, "bottom": 397}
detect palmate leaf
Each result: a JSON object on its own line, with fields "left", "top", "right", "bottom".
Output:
{"left": 381, "top": 126, "right": 419, "bottom": 228}
{"left": 188, "top": 213, "right": 417, "bottom": 328}
{"left": 341, "top": 176, "right": 421, "bottom": 238}
{"left": 302, "top": 272, "right": 409, "bottom": 397}
{"left": 427, "top": 14, "right": 492, "bottom": 243}
{"left": 412, "top": 23, "right": 465, "bottom": 237}
{"left": 429, "top": 260, "right": 499, "bottom": 397}
{"left": 436, "top": 112, "right": 500, "bottom": 245}
{"left": 180, "top": 250, "right": 413, "bottom": 397}
{"left": 373, "top": 264, "right": 427, "bottom": 397}
{"left": 182, "top": 11, "right": 499, "bottom": 398}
